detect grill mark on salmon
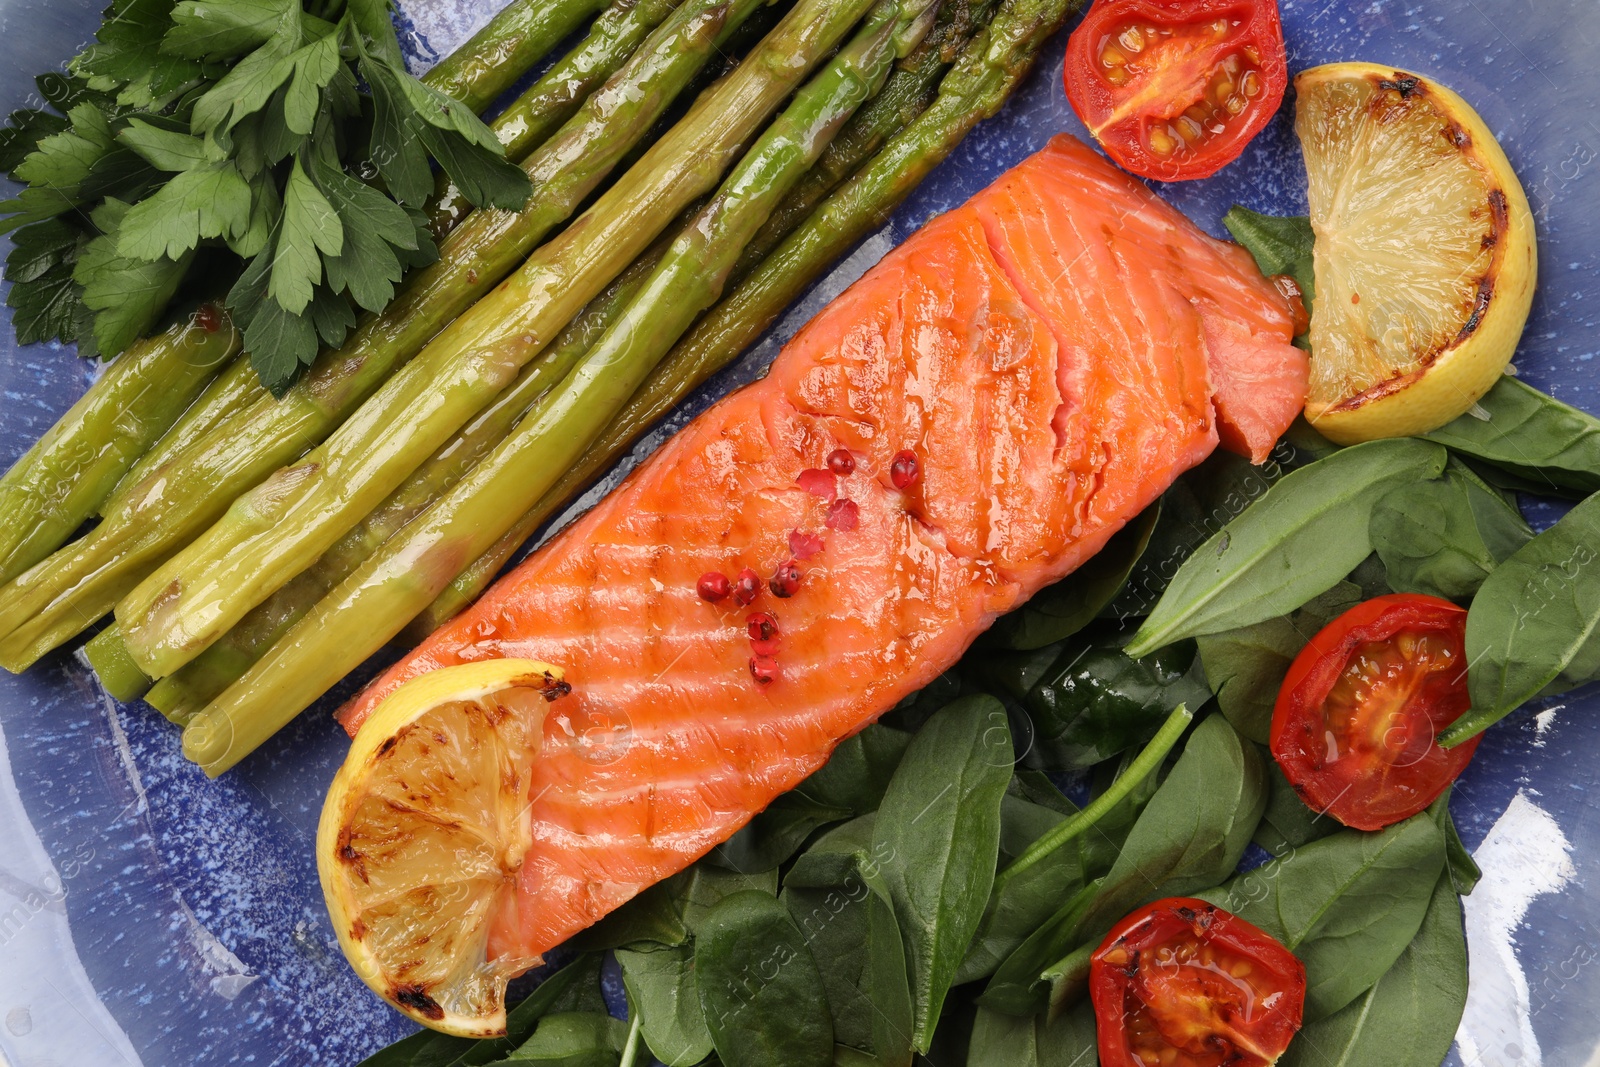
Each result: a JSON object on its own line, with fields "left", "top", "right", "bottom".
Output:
{"left": 338, "top": 135, "right": 1306, "bottom": 966}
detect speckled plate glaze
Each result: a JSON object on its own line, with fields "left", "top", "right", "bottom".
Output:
{"left": 0, "top": 1, "right": 1596, "bottom": 1064}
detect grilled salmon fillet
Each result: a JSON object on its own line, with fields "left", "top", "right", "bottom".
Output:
{"left": 337, "top": 134, "right": 1307, "bottom": 964}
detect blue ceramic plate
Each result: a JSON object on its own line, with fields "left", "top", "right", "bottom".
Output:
{"left": 0, "top": 1, "right": 1597, "bottom": 1064}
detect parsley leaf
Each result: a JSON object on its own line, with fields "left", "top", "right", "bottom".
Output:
{"left": 76, "top": 197, "right": 194, "bottom": 355}
{"left": 5, "top": 219, "right": 88, "bottom": 344}
{"left": 268, "top": 157, "right": 341, "bottom": 313}
{"left": 71, "top": 0, "right": 213, "bottom": 108}
{"left": 163, "top": 0, "right": 297, "bottom": 62}
{"left": 314, "top": 156, "right": 421, "bottom": 312}
{"left": 117, "top": 117, "right": 222, "bottom": 171}
{"left": 115, "top": 159, "right": 252, "bottom": 259}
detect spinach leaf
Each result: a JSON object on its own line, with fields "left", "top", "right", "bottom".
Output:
{"left": 1253, "top": 760, "right": 1340, "bottom": 857}
{"left": 985, "top": 503, "right": 1160, "bottom": 650}
{"left": 1203, "top": 808, "right": 1445, "bottom": 1021}
{"left": 490, "top": 1012, "right": 628, "bottom": 1067}
{"left": 1447, "top": 491, "right": 1600, "bottom": 744}
{"left": 1020, "top": 636, "right": 1211, "bottom": 770}
{"left": 358, "top": 955, "right": 603, "bottom": 1067}
{"left": 784, "top": 814, "right": 886, "bottom": 890}
{"left": 865, "top": 883, "right": 915, "bottom": 1067}
{"left": 1424, "top": 376, "right": 1600, "bottom": 495}
{"left": 1223, "top": 208, "right": 1314, "bottom": 308}
{"left": 1126, "top": 439, "right": 1449, "bottom": 656}
{"left": 1440, "top": 801, "right": 1482, "bottom": 895}
{"left": 1075, "top": 714, "right": 1267, "bottom": 936}
{"left": 1280, "top": 874, "right": 1466, "bottom": 1067}
{"left": 1195, "top": 583, "right": 1363, "bottom": 744}
{"left": 782, "top": 884, "right": 874, "bottom": 1053}
{"left": 615, "top": 944, "right": 713, "bottom": 1067}
{"left": 954, "top": 795, "right": 1090, "bottom": 986}
{"left": 967, "top": 1002, "right": 1100, "bottom": 1067}
{"left": 978, "top": 879, "right": 1102, "bottom": 1015}
{"left": 1110, "top": 450, "right": 1290, "bottom": 621}
{"left": 1370, "top": 460, "right": 1532, "bottom": 600}
{"left": 705, "top": 793, "right": 853, "bottom": 875}
{"left": 871, "top": 696, "right": 1013, "bottom": 1053}
{"left": 694, "top": 891, "right": 834, "bottom": 1067}
{"left": 707, "top": 725, "right": 910, "bottom": 874}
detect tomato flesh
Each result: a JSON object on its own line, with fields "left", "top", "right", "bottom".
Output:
{"left": 1271, "top": 594, "right": 1481, "bottom": 831}
{"left": 1091, "top": 898, "right": 1305, "bottom": 1067}
{"left": 1064, "top": 0, "right": 1288, "bottom": 181}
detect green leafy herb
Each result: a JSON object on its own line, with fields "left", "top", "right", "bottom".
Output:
{"left": 967, "top": 1001, "right": 1100, "bottom": 1067}
{"left": 1126, "top": 438, "right": 1449, "bottom": 656}
{"left": 1444, "top": 491, "right": 1600, "bottom": 745}
{"left": 1196, "top": 582, "right": 1363, "bottom": 745}
{"left": 1222, "top": 206, "right": 1314, "bottom": 344}
{"left": 1424, "top": 376, "right": 1600, "bottom": 495}
{"left": 694, "top": 890, "right": 835, "bottom": 1067}
{"left": 1075, "top": 714, "right": 1266, "bottom": 936}
{"left": 1280, "top": 874, "right": 1467, "bottom": 1067}
{"left": 1017, "top": 635, "right": 1211, "bottom": 770}
{"left": 0, "top": 0, "right": 530, "bottom": 390}
{"left": 497, "top": 1011, "right": 629, "bottom": 1066}
{"left": 1370, "top": 459, "right": 1532, "bottom": 601}
{"left": 871, "top": 696, "right": 1014, "bottom": 1053}
{"left": 1202, "top": 808, "right": 1445, "bottom": 1021}
{"left": 616, "top": 944, "right": 714, "bottom": 1066}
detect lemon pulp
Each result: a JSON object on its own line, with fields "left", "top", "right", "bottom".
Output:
{"left": 317, "top": 659, "right": 567, "bottom": 1036}
{"left": 1296, "top": 62, "right": 1536, "bottom": 443}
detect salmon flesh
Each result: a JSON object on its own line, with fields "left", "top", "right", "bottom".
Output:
{"left": 338, "top": 134, "right": 1308, "bottom": 964}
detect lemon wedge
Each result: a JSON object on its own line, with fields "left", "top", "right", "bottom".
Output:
{"left": 317, "top": 659, "right": 567, "bottom": 1036}
{"left": 1295, "top": 62, "right": 1536, "bottom": 443}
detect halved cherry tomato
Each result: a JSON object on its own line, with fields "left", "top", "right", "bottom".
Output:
{"left": 1063, "top": 0, "right": 1289, "bottom": 181}
{"left": 1090, "top": 897, "right": 1305, "bottom": 1067}
{"left": 1271, "top": 593, "right": 1481, "bottom": 831}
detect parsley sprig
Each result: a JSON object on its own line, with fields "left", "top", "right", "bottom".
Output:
{"left": 0, "top": 0, "right": 531, "bottom": 393}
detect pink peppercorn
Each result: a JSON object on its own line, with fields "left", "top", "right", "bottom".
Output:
{"left": 769, "top": 559, "right": 802, "bottom": 598}
{"left": 733, "top": 568, "right": 762, "bottom": 605}
{"left": 890, "top": 450, "right": 920, "bottom": 489}
{"left": 697, "top": 571, "right": 731, "bottom": 602}
{"left": 827, "top": 449, "right": 855, "bottom": 476}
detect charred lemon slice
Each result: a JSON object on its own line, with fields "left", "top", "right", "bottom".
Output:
{"left": 1296, "top": 62, "right": 1536, "bottom": 443}
{"left": 317, "top": 659, "right": 567, "bottom": 1036}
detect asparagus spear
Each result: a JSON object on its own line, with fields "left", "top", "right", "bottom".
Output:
{"left": 0, "top": 4, "right": 586, "bottom": 597}
{"left": 119, "top": 0, "right": 885, "bottom": 683}
{"left": 142, "top": 236, "right": 675, "bottom": 722}
{"left": 432, "top": 0, "right": 687, "bottom": 235}
{"left": 0, "top": 0, "right": 770, "bottom": 673}
{"left": 182, "top": 0, "right": 937, "bottom": 775}
{"left": 417, "top": 0, "right": 611, "bottom": 115}
{"left": 410, "top": 0, "right": 1035, "bottom": 636}
{"left": 0, "top": 309, "right": 238, "bottom": 585}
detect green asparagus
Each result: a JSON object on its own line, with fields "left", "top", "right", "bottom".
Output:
{"left": 120, "top": 0, "right": 882, "bottom": 683}
{"left": 410, "top": 0, "right": 1058, "bottom": 635}
{"left": 142, "top": 235, "right": 675, "bottom": 723}
{"left": 183, "top": 0, "right": 936, "bottom": 774}
{"left": 418, "top": 0, "right": 611, "bottom": 115}
{"left": 432, "top": 0, "right": 687, "bottom": 234}
{"left": 0, "top": 0, "right": 768, "bottom": 673}
{"left": 0, "top": 310, "right": 238, "bottom": 585}
{"left": 0, "top": 0, "right": 586, "bottom": 597}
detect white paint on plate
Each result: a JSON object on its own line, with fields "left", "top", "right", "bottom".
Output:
{"left": 0, "top": 720, "right": 142, "bottom": 1066}
{"left": 1457, "top": 791, "right": 1576, "bottom": 1067}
